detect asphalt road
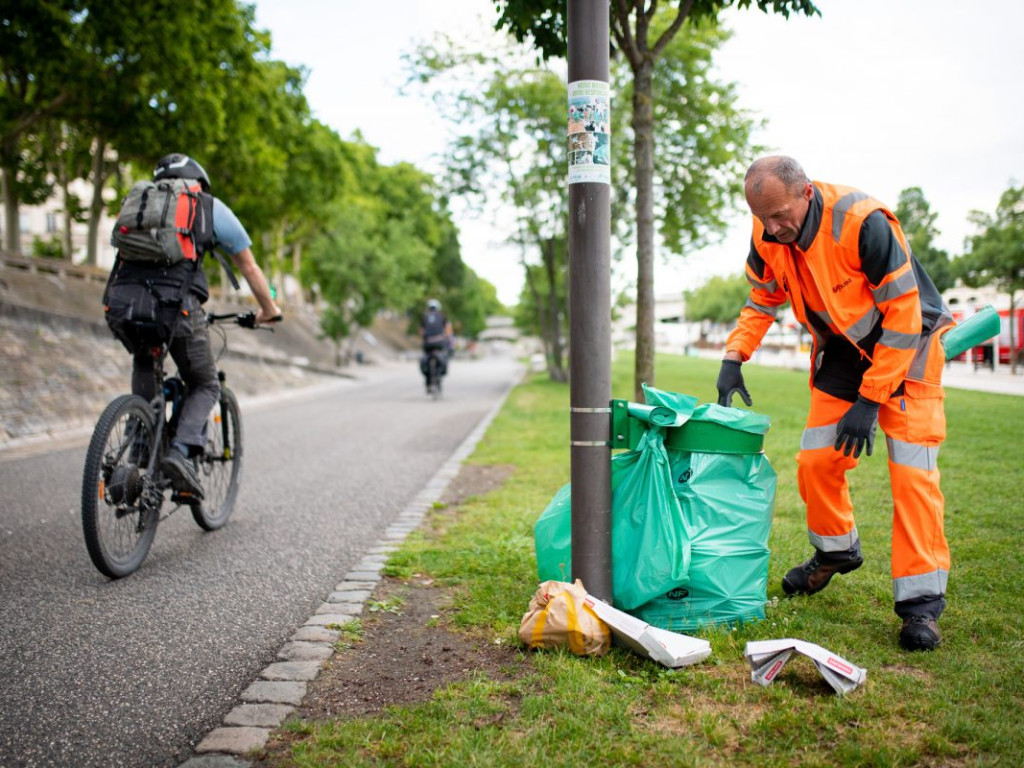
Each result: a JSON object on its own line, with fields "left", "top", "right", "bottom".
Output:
{"left": 0, "top": 355, "right": 521, "bottom": 768}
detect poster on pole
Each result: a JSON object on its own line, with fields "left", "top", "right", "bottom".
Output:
{"left": 567, "top": 80, "right": 610, "bottom": 185}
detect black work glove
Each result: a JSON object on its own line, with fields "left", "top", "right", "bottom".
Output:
{"left": 834, "top": 395, "right": 881, "bottom": 458}
{"left": 716, "top": 359, "right": 752, "bottom": 407}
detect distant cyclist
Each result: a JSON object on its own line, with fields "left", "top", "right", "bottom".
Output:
{"left": 103, "top": 153, "right": 281, "bottom": 497}
{"left": 419, "top": 299, "right": 453, "bottom": 392}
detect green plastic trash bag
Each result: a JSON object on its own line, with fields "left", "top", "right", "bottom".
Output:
{"left": 534, "top": 426, "right": 693, "bottom": 610}
{"left": 535, "top": 385, "right": 776, "bottom": 628}
{"left": 630, "top": 448, "right": 776, "bottom": 630}
{"left": 628, "top": 384, "right": 776, "bottom": 630}
{"left": 534, "top": 483, "right": 572, "bottom": 582}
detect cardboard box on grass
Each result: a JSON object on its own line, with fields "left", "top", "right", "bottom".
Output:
{"left": 584, "top": 593, "right": 711, "bottom": 668}
{"left": 744, "top": 638, "right": 866, "bottom": 695}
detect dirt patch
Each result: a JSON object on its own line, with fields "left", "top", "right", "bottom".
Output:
{"left": 257, "top": 463, "right": 528, "bottom": 759}
{"left": 438, "top": 462, "right": 516, "bottom": 507}
{"left": 292, "top": 578, "right": 523, "bottom": 722}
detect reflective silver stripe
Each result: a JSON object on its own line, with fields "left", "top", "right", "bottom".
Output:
{"left": 809, "top": 528, "right": 860, "bottom": 553}
{"left": 801, "top": 423, "right": 838, "bottom": 451}
{"left": 570, "top": 440, "right": 608, "bottom": 447}
{"left": 744, "top": 297, "right": 778, "bottom": 318}
{"left": 845, "top": 307, "right": 881, "bottom": 344}
{"left": 907, "top": 349, "right": 928, "bottom": 381}
{"left": 873, "top": 270, "right": 917, "bottom": 304}
{"left": 893, "top": 569, "right": 948, "bottom": 602}
{"left": 570, "top": 407, "right": 611, "bottom": 413}
{"left": 886, "top": 436, "right": 939, "bottom": 471}
{"left": 749, "top": 275, "right": 779, "bottom": 293}
{"left": 908, "top": 321, "right": 954, "bottom": 379}
{"left": 810, "top": 308, "right": 835, "bottom": 332}
{"left": 831, "top": 191, "right": 870, "bottom": 242}
{"left": 879, "top": 327, "right": 920, "bottom": 351}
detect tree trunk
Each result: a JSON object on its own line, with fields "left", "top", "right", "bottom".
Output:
{"left": 273, "top": 222, "right": 286, "bottom": 296}
{"left": 2, "top": 161, "right": 21, "bottom": 255}
{"left": 632, "top": 59, "right": 657, "bottom": 401}
{"left": 291, "top": 240, "right": 303, "bottom": 301}
{"left": 544, "top": 238, "right": 567, "bottom": 382}
{"left": 85, "top": 137, "right": 108, "bottom": 267}
{"left": 522, "top": 259, "right": 553, "bottom": 372}
{"left": 60, "top": 182, "right": 73, "bottom": 260}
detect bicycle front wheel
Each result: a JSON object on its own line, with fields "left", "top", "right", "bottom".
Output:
{"left": 81, "top": 394, "right": 159, "bottom": 578}
{"left": 192, "top": 386, "right": 243, "bottom": 530}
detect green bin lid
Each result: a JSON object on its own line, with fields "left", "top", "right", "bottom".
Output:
{"left": 612, "top": 387, "right": 770, "bottom": 455}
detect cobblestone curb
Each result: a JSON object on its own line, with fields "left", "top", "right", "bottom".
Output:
{"left": 179, "top": 366, "right": 522, "bottom": 766}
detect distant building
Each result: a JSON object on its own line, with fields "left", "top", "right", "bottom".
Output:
{"left": 3, "top": 179, "right": 117, "bottom": 267}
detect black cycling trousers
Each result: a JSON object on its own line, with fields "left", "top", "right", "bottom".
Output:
{"left": 132, "top": 296, "right": 220, "bottom": 450}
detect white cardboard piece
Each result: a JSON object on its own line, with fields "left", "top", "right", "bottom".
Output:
{"left": 583, "top": 594, "right": 711, "bottom": 668}
{"left": 744, "top": 638, "right": 866, "bottom": 695}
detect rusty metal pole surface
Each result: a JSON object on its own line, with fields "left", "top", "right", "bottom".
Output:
{"left": 567, "top": 0, "right": 612, "bottom": 601}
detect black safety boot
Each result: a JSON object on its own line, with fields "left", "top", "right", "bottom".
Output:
{"left": 782, "top": 552, "right": 863, "bottom": 596}
{"left": 160, "top": 448, "right": 204, "bottom": 499}
{"left": 899, "top": 616, "right": 941, "bottom": 651}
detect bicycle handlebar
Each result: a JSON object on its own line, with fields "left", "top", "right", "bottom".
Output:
{"left": 206, "top": 311, "right": 283, "bottom": 330}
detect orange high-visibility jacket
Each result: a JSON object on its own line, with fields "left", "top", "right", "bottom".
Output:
{"left": 726, "top": 182, "right": 948, "bottom": 403}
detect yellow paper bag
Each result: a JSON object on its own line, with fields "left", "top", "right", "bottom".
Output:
{"left": 518, "top": 579, "right": 610, "bottom": 656}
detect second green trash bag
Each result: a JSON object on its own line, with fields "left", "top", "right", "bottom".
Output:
{"left": 534, "top": 384, "right": 777, "bottom": 631}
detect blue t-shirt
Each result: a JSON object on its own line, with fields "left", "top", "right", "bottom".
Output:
{"left": 212, "top": 197, "right": 252, "bottom": 256}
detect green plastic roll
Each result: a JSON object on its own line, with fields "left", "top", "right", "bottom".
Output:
{"left": 942, "top": 305, "right": 1000, "bottom": 360}
{"left": 626, "top": 402, "right": 686, "bottom": 427}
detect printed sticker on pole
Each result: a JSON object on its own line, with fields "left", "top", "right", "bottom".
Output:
{"left": 568, "top": 80, "right": 611, "bottom": 185}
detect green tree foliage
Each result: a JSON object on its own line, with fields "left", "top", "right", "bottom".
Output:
{"left": 513, "top": 237, "right": 568, "bottom": 368}
{"left": 410, "top": 213, "right": 502, "bottom": 340}
{"left": 684, "top": 273, "right": 750, "bottom": 324}
{"left": 75, "top": 0, "right": 263, "bottom": 264}
{"left": 302, "top": 141, "right": 476, "bottom": 359}
{"left": 409, "top": 41, "right": 570, "bottom": 380}
{"left": 449, "top": 267, "right": 502, "bottom": 339}
{"left": 0, "top": 0, "right": 82, "bottom": 252}
{"left": 493, "top": 0, "right": 819, "bottom": 399}
{"left": 609, "top": 20, "right": 758, "bottom": 257}
{"left": 3, "top": 1, "right": 494, "bottom": 361}
{"left": 955, "top": 184, "right": 1024, "bottom": 372}
{"left": 893, "top": 187, "right": 953, "bottom": 293}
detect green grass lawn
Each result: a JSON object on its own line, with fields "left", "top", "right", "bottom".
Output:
{"left": 277, "top": 353, "right": 1024, "bottom": 767}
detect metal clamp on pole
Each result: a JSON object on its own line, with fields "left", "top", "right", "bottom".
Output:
{"left": 570, "top": 407, "right": 612, "bottom": 443}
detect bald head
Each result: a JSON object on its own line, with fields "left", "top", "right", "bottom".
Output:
{"left": 745, "top": 155, "right": 810, "bottom": 196}
{"left": 744, "top": 155, "right": 813, "bottom": 244}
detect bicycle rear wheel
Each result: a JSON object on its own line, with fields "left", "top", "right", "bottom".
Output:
{"left": 81, "top": 395, "right": 159, "bottom": 578}
{"left": 191, "top": 386, "right": 243, "bottom": 530}
{"left": 428, "top": 355, "right": 442, "bottom": 400}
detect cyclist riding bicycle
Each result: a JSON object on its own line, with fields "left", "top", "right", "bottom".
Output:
{"left": 419, "top": 298, "right": 454, "bottom": 392}
{"left": 103, "top": 153, "right": 281, "bottom": 498}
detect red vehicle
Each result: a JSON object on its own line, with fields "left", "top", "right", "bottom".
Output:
{"left": 948, "top": 306, "right": 1023, "bottom": 367}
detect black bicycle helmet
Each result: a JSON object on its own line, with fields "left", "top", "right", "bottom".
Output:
{"left": 153, "top": 153, "right": 211, "bottom": 192}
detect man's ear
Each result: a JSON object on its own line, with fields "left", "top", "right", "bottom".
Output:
{"left": 802, "top": 182, "right": 814, "bottom": 202}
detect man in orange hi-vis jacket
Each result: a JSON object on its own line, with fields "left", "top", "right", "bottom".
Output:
{"left": 717, "top": 155, "right": 955, "bottom": 652}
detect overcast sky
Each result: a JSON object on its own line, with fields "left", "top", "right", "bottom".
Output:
{"left": 252, "top": 0, "right": 1024, "bottom": 305}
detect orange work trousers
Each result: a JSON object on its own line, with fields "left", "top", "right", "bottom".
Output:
{"left": 795, "top": 380, "right": 950, "bottom": 611}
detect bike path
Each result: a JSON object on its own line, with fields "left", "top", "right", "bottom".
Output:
{"left": 179, "top": 359, "right": 524, "bottom": 764}
{"left": 0, "top": 356, "right": 522, "bottom": 768}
